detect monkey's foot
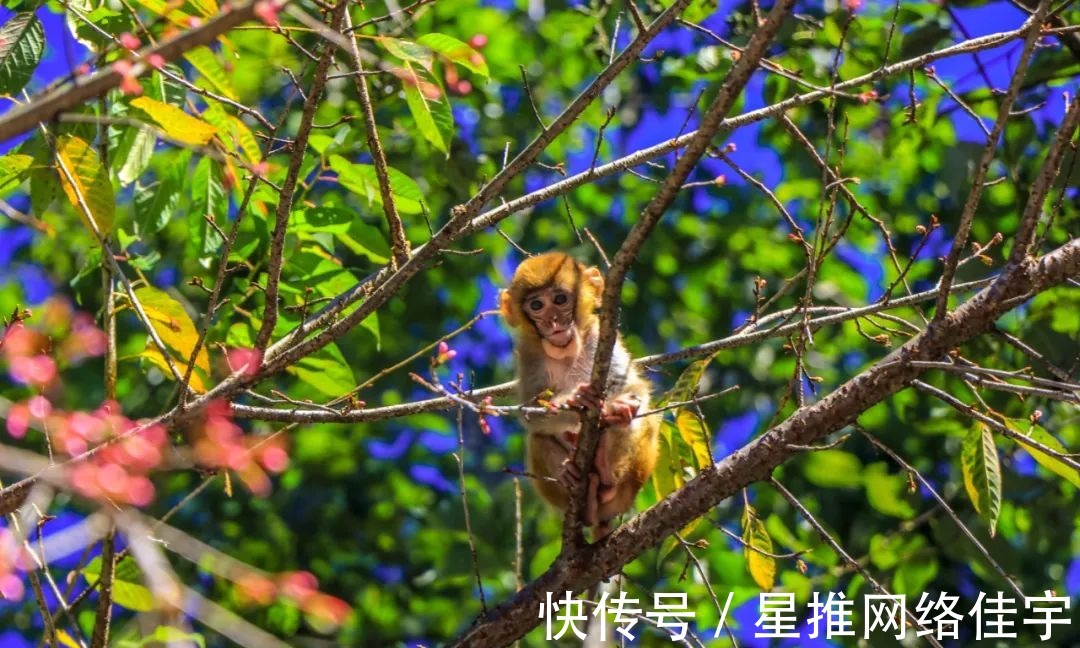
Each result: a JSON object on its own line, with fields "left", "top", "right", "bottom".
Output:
{"left": 558, "top": 458, "right": 581, "bottom": 490}
{"left": 597, "top": 482, "right": 617, "bottom": 505}
{"left": 567, "top": 383, "right": 603, "bottom": 411}
{"left": 602, "top": 395, "right": 639, "bottom": 427}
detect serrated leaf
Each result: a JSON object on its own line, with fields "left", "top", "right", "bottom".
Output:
{"left": 132, "top": 286, "right": 210, "bottom": 391}
{"left": 417, "top": 33, "right": 489, "bottom": 78}
{"left": 0, "top": 153, "right": 31, "bottom": 190}
{"left": 400, "top": 61, "right": 452, "bottom": 155}
{"left": 131, "top": 97, "right": 217, "bottom": 146}
{"left": 742, "top": 506, "right": 776, "bottom": 591}
{"left": 56, "top": 134, "right": 116, "bottom": 236}
{"left": 286, "top": 343, "right": 355, "bottom": 396}
{"left": 376, "top": 36, "right": 433, "bottom": 65}
{"left": 183, "top": 46, "right": 237, "bottom": 100}
{"left": 1013, "top": 423, "right": 1080, "bottom": 488}
{"left": 658, "top": 355, "right": 713, "bottom": 407}
{"left": 675, "top": 408, "right": 711, "bottom": 470}
{"left": 961, "top": 424, "right": 1002, "bottom": 536}
{"left": 84, "top": 556, "right": 155, "bottom": 612}
{"left": 0, "top": 13, "right": 44, "bottom": 95}
{"left": 329, "top": 155, "right": 425, "bottom": 214}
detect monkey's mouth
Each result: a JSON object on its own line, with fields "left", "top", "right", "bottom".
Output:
{"left": 544, "top": 327, "right": 575, "bottom": 347}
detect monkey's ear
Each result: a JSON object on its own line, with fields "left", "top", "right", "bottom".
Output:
{"left": 499, "top": 289, "right": 520, "bottom": 327}
{"left": 584, "top": 266, "right": 604, "bottom": 302}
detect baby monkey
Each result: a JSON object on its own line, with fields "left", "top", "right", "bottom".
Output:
{"left": 501, "top": 252, "right": 659, "bottom": 535}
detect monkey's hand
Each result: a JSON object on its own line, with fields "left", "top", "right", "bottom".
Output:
{"left": 602, "top": 394, "right": 640, "bottom": 427}
{"left": 565, "top": 383, "right": 603, "bottom": 412}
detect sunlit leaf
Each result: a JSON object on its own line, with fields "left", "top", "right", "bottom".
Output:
{"left": 84, "top": 556, "right": 155, "bottom": 612}
{"left": 675, "top": 408, "right": 711, "bottom": 470}
{"left": 742, "top": 505, "right": 776, "bottom": 591}
{"left": 133, "top": 0, "right": 191, "bottom": 26}
{"left": 961, "top": 424, "right": 1002, "bottom": 536}
{"left": 1012, "top": 423, "right": 1080, "bottom": 488}
{"left": 0, "top": 152, "right": 32, "bottom": 190}
{"left": 115, "top": 127, "right": 156, "bottom": 185}
{"left": 329, "top": 155, "right": 425, "bottom": 214}
{"left": 287, "top": 343, "right": 356, "bottom": 397}
{"left": 651, "top": 420, "right": 684, "bottom": 500}
{"left": 131, "top": 97, "right": 218, "bottom": 146}
{"left": 183, "top": 46, "right": 237, "bottom": 100}
{"left": 399, "top": 61, "right": 452, "bottom": 155}
{"left": 657, "top": 355, "right": 713, "bottom": 407}
{"left": 417, "top": 33, "right": 489, "bottom": 78}
{"left": 375, "top": 36, "right": 433, "bottom": 65}
{"left": 189, "top": 157, "right": 226, "bottom": 258}
{"left": 56, "top": 134, "right": 116, "bottom": 236}
{"left": 0, "top": 12, "right": 44, "bottom": 95}
{"left": 116, "top": 626, "right": 206, "bottom": 648}
{"left": 132, "top": 286, "right": 210, "bottom": 391}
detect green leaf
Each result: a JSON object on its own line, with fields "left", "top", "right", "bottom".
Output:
{"left": 657, "top": 355, "right": 713, "bottom": 407}
{"left": 0, "top": 13, "right": 44, "bottom": 95}
{"left": 183, "top": 46, "right": 237, "bottom": 100}
{"left": 134, "top": 152, "right": 186, "bottom": 234}
{"left": 0, "top": 152, "right": 31, "bottom": 190}
{"left": 863, "top": 462, "right": 916, "bottom": 519}
{"left": 131, "top": 96, "right": 218, "bottom": 146}
{"left": 329, "top": 155, "right": 425, "bottom": 215}
{"left": 56, "top": 134, "right": 116, "bottom": 236}
{"left": 417, "top": 33, "right": 489, "bottom": 78}
{"left": 802, "top": 450, "right": 863, "bottom": 488}
{"left": 114, "top": 127, "right": 156, "bottom": 185}
{"left": 117, "top": 627, "right": 206, "bottom": 648}
{"left": 376, "top": 36, "right": 433, "bottom": 65}
{"left": 674, "top": 408, "right": 711, "bottom": 471}
{"left": 651, "top": 420, "right": 684, "bottom": 500}
{"left": 1012, "top": 423, "right": 1080, "bottom": 488}
{"left": 189, "top": 157, "right": 226, "bottom": 258}
{"left": 84, "top": 557, "right": 155, "bottom": 612}
{"left": 286, "top": 343, "right": 356, "bottom": 397}
{"left": 292, "top": 206, "right": 353, "bottom": 234}
{"left": 341, "top": 220, "right": 391, "bottom": 264}
{"left": 400, "top": 61, "right": 452, "bottom": 155}
{"left": 203, "top": 102, "right": 261, "bottom": 164}
{"left": 961, "top": 424, "right": 1002, "bottom": 536}
{"left": 132, "top": 286, "right": 211, "bottom": 391}
{"left": 742, "top": 505, "right": 776, "bottom": 591}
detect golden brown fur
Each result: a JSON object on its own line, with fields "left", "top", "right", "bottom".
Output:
{"left": 501, "top": 252, "right": 659, "bottom": 532}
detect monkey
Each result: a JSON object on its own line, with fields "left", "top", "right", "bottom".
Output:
{"left": 500, "top": 252, "right": 659, "bottom": 535}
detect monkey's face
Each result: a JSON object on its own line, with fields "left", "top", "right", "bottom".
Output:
{"left": 523, "top": 286, "right": 577, "bottom": 348}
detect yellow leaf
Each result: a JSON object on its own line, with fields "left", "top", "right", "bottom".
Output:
{"left": 1013, "top": 423, "right": 1080, "bottom": 488}
{"left": 55, "top": 135, "right": 115, "bottom": 236}
{"left": 55, "top": 630, "right": 80, "bottom": 648}
{"left": 743, "top": 506, "right": 776, "bottom": 591}
{"left": 132, "top": 0, "right": 190, "bottom": 26}
{"left": 131, "top": 97, "right": 217, "bottom": 146}
{"left": 132, "top": 287, "right": 210, "bottom": 392}
{"left": 675, "top": 408, "right": 712, "bottom": 470}
{"left": 187, "top": 0, "right": 218, "bottom": 17}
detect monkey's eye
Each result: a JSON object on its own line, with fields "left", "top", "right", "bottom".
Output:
{"left": 529, "top": 299, "right": 544, "bottom": 311}
{"left": 553, "top": 293, "right": 568, "bottom": 305}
